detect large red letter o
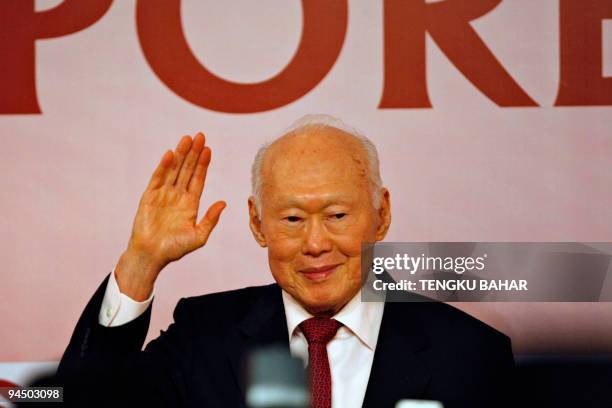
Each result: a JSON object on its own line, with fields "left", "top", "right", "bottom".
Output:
{"left": 136, "top": 0, "right": 348, "bottom": 113}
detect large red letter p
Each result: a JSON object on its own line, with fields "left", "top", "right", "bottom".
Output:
{"left": 0, "top": 0, "right": 112, "bottom": 114}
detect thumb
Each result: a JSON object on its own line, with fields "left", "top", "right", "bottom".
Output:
{"left": 195, "top": 201, "right": 226, "bottom": 246}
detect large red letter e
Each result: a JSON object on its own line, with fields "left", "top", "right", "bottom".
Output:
{"left": 555, "top": 0, "right": 612, "bottom": 106}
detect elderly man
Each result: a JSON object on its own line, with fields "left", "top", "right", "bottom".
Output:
{"left": 58, "top": 115, "right": 514, "bottom": 407}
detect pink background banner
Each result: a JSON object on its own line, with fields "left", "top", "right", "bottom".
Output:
{"left": 1, "top": 0, "right": 612, "bottom": 372}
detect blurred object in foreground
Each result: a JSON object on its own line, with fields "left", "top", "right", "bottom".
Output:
{"left": 396, "top": 399, "right": 444, "bottom": 408}
{"left": 246, "top": 345, "right": 308, "bottom": 408}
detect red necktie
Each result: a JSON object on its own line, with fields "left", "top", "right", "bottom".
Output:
{"left": 299, "top": 317, "right": 343, "bottom": 408}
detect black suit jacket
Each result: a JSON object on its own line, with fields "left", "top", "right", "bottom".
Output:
{"left": 57, "top": 275, "right": 514, "bottom": 407}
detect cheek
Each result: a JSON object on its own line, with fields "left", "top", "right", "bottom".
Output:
{"left": 262, "top": 222, "right": 301, "bottom": 261}
{"left": 266, "top": 234, "right": 302, "bottom": 264}
{"left": 333, "top": 235, "right": 362, "bottom": 258}
{"left": 333, "top": 218, "right": 378, "bottom": 278}
{"left": 266, "top": 236, "right": 303, "bottom": 292}
{"left": 333, "top": 217, "right": 378, "bottom": 256}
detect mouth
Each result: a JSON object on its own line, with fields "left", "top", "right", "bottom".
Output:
{"left": 299, "top": 264, "right": 341, "bottom": 282}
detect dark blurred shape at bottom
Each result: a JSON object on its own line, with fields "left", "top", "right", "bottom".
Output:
{"left": 515, "top": 354, "right": 612, "bottom": 408}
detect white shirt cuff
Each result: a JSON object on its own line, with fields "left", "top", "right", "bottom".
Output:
{"left": 98, "top": 269, "right": 154, "bottom": 327}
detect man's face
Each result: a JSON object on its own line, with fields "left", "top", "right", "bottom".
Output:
{"left": 249, "top": 127, "right": 391, "bottom": 315}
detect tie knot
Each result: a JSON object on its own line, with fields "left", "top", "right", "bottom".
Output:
{"left": 299, "top": 317, "right": 342, "bottom": 345}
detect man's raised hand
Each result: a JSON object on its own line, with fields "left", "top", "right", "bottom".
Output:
{"left": 115, "top": 133, "right": 226, "bottom": 301}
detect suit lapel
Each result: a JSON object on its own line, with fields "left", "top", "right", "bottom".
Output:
{"left": 362, "top": 301, "right": 432, "bottom": 407}
{"left": 221, "top": 282, "right": 433, "bottom": 407}
{"left": 224, "top": 284, "right": 290, "bottom": 402}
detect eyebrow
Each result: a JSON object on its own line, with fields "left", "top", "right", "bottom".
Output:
{"left": 274, "top": 193, "right": 355, "bottom": 209}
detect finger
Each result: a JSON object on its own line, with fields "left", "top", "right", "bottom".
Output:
{"left": 195, "top": 201, "right": 226, "bottom": 246}
{"left": 164, "top": 136, "right": 193, "bottom": 185}
{"left": 187, "top": 146, "right": 212, "bottom": 197}
{"left": 147, "top": 150, "right": 174, "bottom": 190}
{"left": 176, "top": 132, "right": 205, "bottom": 189}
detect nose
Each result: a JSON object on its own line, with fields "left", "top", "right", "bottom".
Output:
{"left": 302, "top": 217, "right": 333, "bottom": 257}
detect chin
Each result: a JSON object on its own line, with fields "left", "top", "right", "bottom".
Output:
{"left": 302, "top": 301, "right": 338, "bottom": 316}
{"left": 299, "top": 291, "right": 346, "bottom": 315}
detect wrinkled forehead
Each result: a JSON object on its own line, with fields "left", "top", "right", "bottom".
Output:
{"left": 260, "top": 127, "right": 371, "bottom": 195}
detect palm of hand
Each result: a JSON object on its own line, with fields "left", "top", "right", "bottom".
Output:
{"left": 132, "top": 189, "right": 201, "bottom": 264}
{"left": 126, "top": 133, "right": 226, "bottom": 270}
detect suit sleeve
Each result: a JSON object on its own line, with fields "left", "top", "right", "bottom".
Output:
{"left": 99, "top": 269, "right": 154, "bottom": 327}
{"left": 56, "top": 275, "right": 194, "bottom": 406}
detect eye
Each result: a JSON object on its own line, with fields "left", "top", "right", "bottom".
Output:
{"left": 285, "top": 216, "right": 302, "bottom": 223}
{"left": 330, "top": 213, "right": 346, "bottom": 220}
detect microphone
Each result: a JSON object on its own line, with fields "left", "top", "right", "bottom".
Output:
{"left": 396, "top": 400, "right": 444, "bottom": 408}
{"left": 246, "top": 346, "right": 308, "bottom": 408}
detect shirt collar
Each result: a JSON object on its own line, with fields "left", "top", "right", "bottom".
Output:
{"left": 281, "top": 289, "right": 384, "bottom": 351}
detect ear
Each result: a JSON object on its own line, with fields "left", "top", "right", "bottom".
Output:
{"left": 375, "top": 188, "right": 391, "bottom": 241}
{"left": 248, "top": 196, "right": 267, "bottom": 247}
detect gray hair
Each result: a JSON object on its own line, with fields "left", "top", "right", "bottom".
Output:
{"left": 250, "top": 114, "right": 383, "bottom": 216}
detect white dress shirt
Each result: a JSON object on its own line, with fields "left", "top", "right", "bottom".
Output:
{"left": 282, "top": 289, "right": 385, "bottom": 408}
{"left": 99, "top": 272, "right": 385, "bottom": 407}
